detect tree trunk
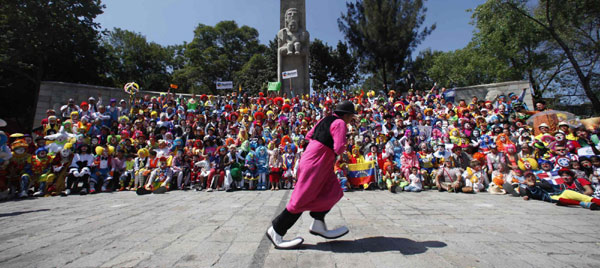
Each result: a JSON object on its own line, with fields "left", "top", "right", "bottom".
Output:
{"left": 527, "top": 69, "right": 540, "bottom": 101}
{"left": 550, "top": 31, "right": 600, "bottom": 114}
{"left": 381, "top": 60, "right": 388, "bottom": 93}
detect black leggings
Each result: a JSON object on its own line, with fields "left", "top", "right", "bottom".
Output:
{"left": 272, "top": 208, "right": 329, "bottom": 236}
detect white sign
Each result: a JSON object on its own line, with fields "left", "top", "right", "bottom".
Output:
{"left": 578, "top": 146, "right": 598, "bottom": 157}
{"left": 216, "top": 81, "right": 233, "bottom": 90}
{"left": 282, "top": 70, "right": 298, "bottom": 79}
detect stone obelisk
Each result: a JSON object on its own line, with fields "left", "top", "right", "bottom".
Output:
{"left": 277, "top": 0, "right": 310, "bottom": 97}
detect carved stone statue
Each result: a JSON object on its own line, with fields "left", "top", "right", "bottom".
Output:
{"left": 277, "top": 8, "right": 309, "bottom": 56}
{"left": 277, "top": 1, "right": 310, "bottom": 97}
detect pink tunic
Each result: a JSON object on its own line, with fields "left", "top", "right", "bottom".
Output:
{"left": 286, "top": 116, "right": 347, "bottom": 213}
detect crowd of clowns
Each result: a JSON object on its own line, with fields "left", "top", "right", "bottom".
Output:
{"left": 1, "top": 86, "right": 600, "bottom": 211}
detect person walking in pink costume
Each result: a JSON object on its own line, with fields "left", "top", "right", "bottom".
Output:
{"left": 266, "top": 100, "right": 356, "bottom": 249}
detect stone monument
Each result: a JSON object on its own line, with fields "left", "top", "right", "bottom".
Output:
{"left": 278, "top": 0, "right": 310, "bottom": 97}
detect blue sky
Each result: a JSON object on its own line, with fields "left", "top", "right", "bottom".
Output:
{"left": 96, "top": 0, "right": 487, "bottom": 55}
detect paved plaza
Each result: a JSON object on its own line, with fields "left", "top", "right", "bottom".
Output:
{"left": 0, "top": 190, "right": 599, "bottom": 268}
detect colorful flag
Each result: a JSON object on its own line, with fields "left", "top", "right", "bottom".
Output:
{"left": 536, "top": 171, "right": 564, "bottom": 185}
{"left": 442, "top": 88, "right": 456, "bottom": 102}
{"left": 347, "top": 161, "right": 376, "bottom": 186}
{"left": 169, "top": 84, "right": 178, "bottom": 89}
{"left": 268, "top": 82, "right": 281, "bottom": 91}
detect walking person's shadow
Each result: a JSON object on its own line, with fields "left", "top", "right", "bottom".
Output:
{"left": 302, "top": 236, "right": 446, "bottom": 255}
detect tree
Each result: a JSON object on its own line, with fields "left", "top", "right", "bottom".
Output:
{"left": 310, "top": 40, "right": 359, "bottom": 92}
{"left": 338, "top": 0, "right": 435, "bottom": 92}
{"left": 309, "top": 39, "right": 334, "bottom": 91}
{"left": 234, "top": 54, "right": 276, "bottom": 95}
{"left": 427, "top": 44, "right": 521, "bottom": 88}
{"left": 173, "top": 21, "right": 265, "bottom": 94}
{"left": 331, "top": 41, "right": 359, "bottom": 90}
{"left": 471, "top": 0, "right": 566, "bottom": 101}
{"left": 0, "top": 0, "right": 107, "bottom": 132}
{"left": 103, "top": 28, "right": 174, "bottom": 91}
{"left": 405, "top": 48, "right": 443, "bottom": 90}
{"left": 502, "top": 0, "right": 600, "bottom": 113}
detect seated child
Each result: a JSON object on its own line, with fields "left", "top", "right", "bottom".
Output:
{"left": 404, "top": 167, "right": 423, "bottom": 192}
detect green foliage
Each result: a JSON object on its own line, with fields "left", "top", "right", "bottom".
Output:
{"left": 309, "top": 40, "right": 358, "bottom": 92}
{"left": 0, "top": 0, "right": 107, "bottom": 131}
{"left": 309, "top": 39, "right": 334, "bottom": 91}
{"left": 427, "top": 43, "right": 522, "bottom": 88}
{"left": 471, "top": 0, "right": 562, "bottom": 100}
{"left": 331, "top": 41, "right": 359, "bottom": 90}
{"left": 405, "top": 48, "right": 443, "bottom": 90}
{"left": 103, "top": 28, "right": 174, "bottom": 91}
{"left": 338, "top": 0, "right": 435, "bottom": 92}
{"left": 234, "top": 53, "right": 276, "bottom": 95}
{"left": 500, "top": 0, "right": 600, "bottom": 112}
{"left": 173, "top": 21, "right": 267, "bottom": 94}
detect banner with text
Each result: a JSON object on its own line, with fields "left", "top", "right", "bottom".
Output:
{"left": 216, "top": 81, "right": 233, "bottom": 90}
{"left": 282, "top": 70, "right": 298, "bottom": 79}
{"left": 268, "top": 82, "right": 282, "bottom": 91}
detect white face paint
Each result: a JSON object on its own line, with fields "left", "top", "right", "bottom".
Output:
{"left": 15, "top": 148, "right": 25, "bottom": 154}
{"left": 61, "top": 149, "right": 71, "bottom": 158}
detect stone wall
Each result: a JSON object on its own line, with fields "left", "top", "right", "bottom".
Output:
{"left": 454, "top": 80, "right": 533, "bottom": 108}
{"left": 35, "top": 80, "right": 533, "bottom": 129}
{"left": 34, "top": 81, "right": 193, "bottom": 129}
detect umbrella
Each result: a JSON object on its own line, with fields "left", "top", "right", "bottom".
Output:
{"left": 9, "top": 133, "right": 24, "bottom": 138}
{"left": 578, "top": 117, "right": 600, "bottom": 131}
{"left": 0, "top": 118, "right": 6, "bottom": 127}
{"left": 526, "top": 110, "right": 577, "bottom": 136}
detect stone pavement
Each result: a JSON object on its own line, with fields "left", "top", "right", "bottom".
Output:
{"left": 0, "top": 189, "right": 599, "bottom": 268}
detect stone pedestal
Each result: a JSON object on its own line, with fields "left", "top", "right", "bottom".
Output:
{"left": 278, "top": 0, "right": 310, "bottom": 98}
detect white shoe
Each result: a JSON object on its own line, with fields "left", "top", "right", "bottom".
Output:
{"left": 309, "top": 220, "right": 349, "bottom": 239}
{"left": 265, "top": 226, "right": 304, "bottom": 249}
{"left": 206, "top": 188, "right": 213, "bottom": 192}
{"left": 33, "top": 190, "right": 44, "bottom": 197}
{"left": 18, "top": 191, "right": 28, "bottom": 198}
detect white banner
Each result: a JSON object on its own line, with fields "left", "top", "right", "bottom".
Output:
{"left": 578, "top": 146, "right": 598, "bottom": 157}
{"left": 282, "top": 70, "right": 298, "bottom": 79}
{"left": 216, "top": 81, "right": 233, "bottom": 90}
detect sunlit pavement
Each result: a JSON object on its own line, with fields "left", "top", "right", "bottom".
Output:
{"left": 0, "top": 189, "right": 599, "bottom": 267}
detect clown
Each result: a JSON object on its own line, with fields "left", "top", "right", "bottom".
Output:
{"left": 267, "top": 100, "right": 355, "bottom": 249}
{"left": 550, "top": 144, "right": 578, "bottom": 170}
{"left": 244, "top": 150, "right": 258, "bottom": 190}
{"left": 7, "top": 140, "right": 30, "bottom": 197}
{"left": 462, "top": 159, "right": 486, "bottom": 193}
{"left": 64, "top": 143, "right": 94, "bottom": 195}
{"left": 256, "top": 145, "right": 270, "bottom": 190}
{"left": 19, "top": 147, "right": 53, "bottom": 198}
{"left": 145, "top": 156, "right": 172, "bottom": 191}
{"left": 46, "top": 144, "right": 74, "bottom": 195}
{"left": 225, "top": 144, "right": 244, "bottom": 190}
{"left": 45, "top": 130, "right": 75, "bottom": 155}
{"left": 191, "top": 154, "right": 210, "bottom": 191}
{"left": 0, "top": 131, "right": 11, "bottom": 195}
{"left": 282, "top": 144, "right": 297, "bottom": 189}
{"left": 417, "top": 142, "right": 436, "bottom": 188}
{"left": 0, "top": 131, "right": 10, "bottom": 167}
{"left": 400, "top": 145, "right": 419, "bottom": 181}
{"left": 92, "top": 146, "right": 113, "bottom": 193}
